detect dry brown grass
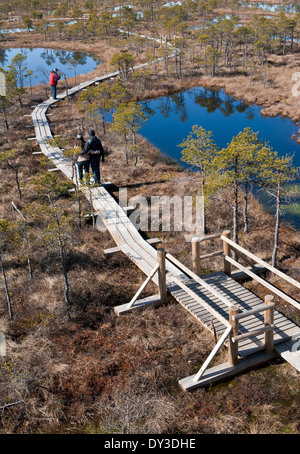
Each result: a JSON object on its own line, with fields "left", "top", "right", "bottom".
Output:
{"left": 0, "top": 29, "right": 299, "bottom": 435}
{"left": 199, "top": 55, "right": 300, "bottom": 124}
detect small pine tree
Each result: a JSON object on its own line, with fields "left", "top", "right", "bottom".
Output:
{"left": 30, "top": 173, "right": 74, "bottom": 319}
{"left": 112, "top": 102, "right": 148, "bottom": 165}
{"left": 178, "top": 125, "right": 221, "bottom": 234}
{"left": 258, "top": 149, "right": 298, "bottom": 267}
{"left": 0, "top": 220, "right": 18, "bottom": 319}
{"left": 0, "top": 149, "right": 22, "bottom": 200}
{"left": 216, "top": 128, "right": 267, "bottom": 244}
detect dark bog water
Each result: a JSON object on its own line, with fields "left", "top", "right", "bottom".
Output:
{"left": 244, "top": 2, "right": 299, "bottom": 14}
{"left": 139, "top": 86, "right": 300, "bottom": 228}
{"left": 0, "top": 47, "right": 101, "bottom": 85}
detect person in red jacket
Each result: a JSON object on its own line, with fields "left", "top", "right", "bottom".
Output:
{"left": 49, "top": 68, "right": 61, "bottom": 100}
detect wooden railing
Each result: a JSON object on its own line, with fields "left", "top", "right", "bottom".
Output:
{"left": 125, "top": 243, "right": 280, "bottom": 382}
{"left": 191, "top": 229, "right": 257, "bottom": 276}
{"left": 165, "top": 251, "right": 236, "bottom": 311}
{"left": 164, "top": 249, "right": 277, "bottom": 374}
{"left": 126, "top": 237, "right": 298, "bottom": 380}
{"left": 192, "top": 294, "right": 275, "bottom": 382}
{"left": 228, "top": 295, "right": 275, "bottom": 365}
{"left": 127, "top": 246, "right": 237, "bottom": 323}
{"left": 186, "top": 230, "right": 300, "bottom": 381}
{"left": 221, "top": 234, "right": 300, "bottom": 311}
{"left": 192, "top": 230, "right": 300, "bottom": 311}
{"left": 191, "top": 232, "right": 224, "bottom": 276}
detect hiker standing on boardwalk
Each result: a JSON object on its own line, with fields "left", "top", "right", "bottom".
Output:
{"left": 76, "top": 133, "right": 90, "bottom": 182}
{"left": 83, "top": 129, "right": 105, "bottom": 185}
{"left": 49, "top": 68, "right": 61, "bottom": 100}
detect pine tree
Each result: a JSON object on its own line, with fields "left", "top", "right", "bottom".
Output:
{"left": 110, "top": 52, "right": 135, "bottom": 79}
{"left": 0, "top": 220, "right": 15, "bottom": 319}
{"left": 178, "top": 125, "right": 220, "bottom": 234}
{"left": 216, "top": 128, "right": 266, "bottom": 243}
{"left": 0, "top": 66, "right": 18, "bottom": 130}
{"left": 0, "top": 149, "right": 22, "bottom": 200}
{"left": 113, "top": 102, "right": 148, "bottom": 165}
{"left": 258, "top": 149, "right": 298, "bottom": 267}
{"left": 8, "top": 53, "right": 28, "bottom": 108}
{"left": 30, "top": 173, "right": 74, "bottom": 319}
{"left": 12, "top": 203, "right": 33, "bottom": 279}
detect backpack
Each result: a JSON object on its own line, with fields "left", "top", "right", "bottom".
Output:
{"left": 89, "top": 137, "right": 101, "bottom": 150}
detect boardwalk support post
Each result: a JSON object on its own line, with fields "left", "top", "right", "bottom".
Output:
{"left": 127, "top": 263, "right": 159, "bottom": 309}
{"left": 157, "top": 248, "right": 167, "bottom": 302}
{"left": 264, "top": 295, "right": 275, "bottom": 353}
{"left": 222, "top": 230, "right": 232, "bottom": 276}
{"left": 229, "top": 305, "right": 239, "bottom": 366}
{"left": 191, "top": 325, "right": 232, "bottom": 383}
{"left": 118, "top": 248, "right": 168, "bottom": 314}
{"left": 192, "top": 237, "right": 201, "bottom": 276}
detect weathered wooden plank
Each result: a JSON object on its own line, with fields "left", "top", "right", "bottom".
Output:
{"left": 170, "top": 274, "right": 231, "bottom": 328}
{"left": 120, "top": 244, "right": 158, "bottom": 282}
{"left": 114, "top": 293, "right": 163, "bottom": 315}
{"left": 92, "top": 186, "right": 186, "bottom": 282}
{"left": 103, "top": 237, "right": 162, "bottom": 255}
{"left": 188, "top": 284, "right": 256, "bottom": 307}
{"left": 179, "top": 351, "right": 278, "bottom": 391}
{"left": 180, "top": 303, "right": 224, "bottom": 329}
{"left": 103, "top": 246, "right": 121, "bottom": 255}
{"left": 275, "top": 333, "right": 300, "bottom": 371}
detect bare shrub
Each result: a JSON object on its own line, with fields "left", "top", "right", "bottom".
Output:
{"left": 94, "top": 384, "right": 177, "bottom": 434}
{"left": 0, "top": 333, "right": 66, "bottom": 432}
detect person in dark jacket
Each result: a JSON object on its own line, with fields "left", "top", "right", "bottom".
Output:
{"left": 49, "top": 68, "right": 61, "bottom": 100}
{"left": 83, "top": 129, "right": 105, "bottom": 185}
{"left": 76, "top": 133, "right": 90, "bottom": 182}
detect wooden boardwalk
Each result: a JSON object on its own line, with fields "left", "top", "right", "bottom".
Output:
{"left": 30, "top": 70, "right": 300, "bottom": 389}
{"left": 169, "top": 271, "right": 299, "bottom": 358}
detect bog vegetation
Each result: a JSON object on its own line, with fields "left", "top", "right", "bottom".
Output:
{"left": 0, "top": 0, "right": 299, "bottom": 434}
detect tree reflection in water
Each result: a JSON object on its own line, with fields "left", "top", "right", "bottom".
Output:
{"left": 139, "top": 85, "right": 300, "bottom": 228}
{"left": 1, "top": 47, "right": 101, "bottom": 85}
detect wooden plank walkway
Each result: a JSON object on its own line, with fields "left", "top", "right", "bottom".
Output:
{"left": 169, "top": 271, "right": 300, "bottom": 358}
{"left": 30, "top": 69, "right": 300, "bottom": 381}
{"left": 82, "top": 183, "right": 188, "bottom": 284}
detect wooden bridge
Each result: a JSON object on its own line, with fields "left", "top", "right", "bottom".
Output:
{"left": 29, "top": 71, "right": 300, "bottom": 391}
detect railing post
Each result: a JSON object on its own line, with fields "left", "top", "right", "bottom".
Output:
{"left": 157, "top": 248, "right": 167, "bottom": 302}
{"left": 264, "top": 295, "right": 275, "bottom": 353}
{"left": 192, "top": 237, "right": 201, "bottom": 276}
{"left": 229, "top": 305, "right": 239, "bottom": 366}
{"left": 222, "top": 230, "right": 232, "bottom": 276}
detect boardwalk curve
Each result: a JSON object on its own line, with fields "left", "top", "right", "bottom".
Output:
{"left": 30, "top": 60, "right": 300, "bottom": 389}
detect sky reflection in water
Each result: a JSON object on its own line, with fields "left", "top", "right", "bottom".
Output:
{"left": 0, "top": 47, "right": 101, "bottom": 85}
{"left": 139, "top": 87, "right": 300, "bottom": 228}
